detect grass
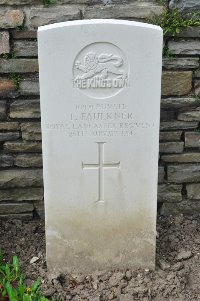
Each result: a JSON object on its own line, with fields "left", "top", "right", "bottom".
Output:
{"left": 0, "top": 251, "right": 48, "bottom": 301}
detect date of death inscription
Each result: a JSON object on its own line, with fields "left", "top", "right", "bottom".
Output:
{"left": 44, "top": 103, "right": 155, "bottom": 138}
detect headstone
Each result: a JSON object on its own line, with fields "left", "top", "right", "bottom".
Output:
{"left": 38, "top": 19, "right": 163, "bottom": 274}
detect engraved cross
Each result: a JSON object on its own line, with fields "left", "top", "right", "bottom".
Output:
{"left": 82, "top": 142, "right": 120, "bottom": 203}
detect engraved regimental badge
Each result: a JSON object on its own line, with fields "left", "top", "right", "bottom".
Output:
{"left": 73, "top": 42, "right": 129, "bottom": 99}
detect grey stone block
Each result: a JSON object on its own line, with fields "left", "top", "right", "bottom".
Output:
{"left": 168, "top": 164, "right": 200, "bottom": 183}
{"left": 158, "top": 166, "right": 165, "bottom": 183}
{"left": 19, "top": 79, "right": 39, "bottom": 96}
{"left": 0, "top": 9, "right": 24, "bottom": 28}
{"left": 0, "top": 169, "right": 43, "bottom": 188}
{"left": 13, "top": 41, "right": 38, "bottom": 57}
{"left": 21, "top": 122, "right": 41, "bottom": 141}
{"left": 0, "top": 154, "right": 14, "bottom": 167}
{"left": 162, "top": 153, "right": 200, "bottom": 163}
{"left": 160, "top": 121, "right": 198, "bottom": 131}
{"left": 4, "top": 141, "right": 42, "bottom": 153}
{"left": 162, "top": 71, "right": 192, "bottom": 96}
{"left": 163, "top": 58, "right": 199, "bottom": 70}
{"left": 0, "top": 187, "right": 43, "bottom": 201}
{"left": 187, "top": 183, "right": 200, "bottom": 200}
{"left": 0, "top": 122, "right": 19, "bottom": 131}
{"left": 0, "top": 131, "right": 20, "bottom": 142}
{"left": 168, "top": 40, "right": 200, "bottom": 55}
{"left": 0, "top": 202, "right": 34, "bottom": 214}
{"left": 15, "top": 154, "right": 42, "bottom": 167}
{"left": 178, "top": 107, "right": 200, "bottom": 122}
{"left": 0, "top": 31, "right": 10, "bottom": 55}
{"left": 159, "top": 131, "right": 182, "bottom": 141}
{"left": 30, "top": 6, "right": 81, "bottom": 29}
{"left": 0, "top": 101, "right": 7, "bottom": 120}
{"left": 0, "top": 213, "right": 33, "bottom": 220}
{"left": 158, "top": 184, "right": 182, "bottom": 203}
{"left": 0, "top": 59, "right": 38, "bottom": 73}
{"left": 169, "top": 0, "right": 200, "bottom": 14}
{"left": 161, "top": 97, "right": 198, "bottom": 109}
{"left": 10, "top": 100, "right": 40, "bottom": 119}
{"left": 160, "top": 200, "right": 200, "bottom": 216}
{"left": 185, "top": 132, "right": 200, "bottom": 148}
{"left": 84, "top": 2, "right": 164, "bottom": 19}
{"left": 159, "top": 142, "right": 184, "bottom": 153}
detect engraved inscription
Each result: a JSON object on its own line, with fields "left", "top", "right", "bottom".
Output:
{"left": 82, "top": 142, "right": 120, "bottom": 202}
{"left": 73, "top": 43, "right": 129, "bottom": 99}
{"left": 45, "top": 102, "right": 156, "bottom": 138}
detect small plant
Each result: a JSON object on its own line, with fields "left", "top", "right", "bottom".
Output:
{"left": 162, "top": 45, "right": 174, "bottom": 58}
{"left": 43, "top": 0, "right": 56, "bottom": 6}
{"left": 10, "top": 74, "right": 21, "bottom": 90}
{"left": 150, "top": 8, "right": 200, "bottom": 36}
{"left": 0, "top": 52, "right": 16, "bottom": 59}
{"left": 16, "top": 24, "right": 27, "bottom": 31}
{"left": 0, "top": 251, "right": 48, "bottom": 301}
{"left": 155, "top": 0, "right": 167, "bottom": 6}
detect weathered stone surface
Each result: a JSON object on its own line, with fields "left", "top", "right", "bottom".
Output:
{"left": 163, "top": 58, "right": 199, "bottom": 70}
{"left": 159, "top": 142, "right": 184, "bottom": 153}
{"left": 0, "top": 101, "right": 7, "bottom": 120}
{"left": 12, "top": 30, "right": 37, "bottom": 39}
{"left": 168, "top": 164, "right": 200, "bottom": 183}
{"left": 158, "top": 184, "right": 182, "bottom": 203}
{"left": 0, "top": 203, "right": 34, "bottom": 213}
{"left": 3, "top": 141, "right": 42, "bottom": 153}
{"left": 30, "top": 6, "right": 81, "bottom": 29}
{"left": 160, "top": 110, "right": 176, "bottom": 121}
{"left": 13, "top": 41, "right": 38, "bottom": 57}
{"left": 160, "top": 121, "right": 198, "bottom": 131}
{"left": 0, "top": 122, "right": 19, "bottom": 131}
{"left": 159, "top": 131, "right": 182, "bottom": 141}
{"left": 0, "top": 213, "right": 33, "bottom": 220}
{"left": 34, "top": 202, "right": 44, "bottom": 219}
{"left": 187, "top": 184, "right": 200, "bottom": 200}
{"left": 0, "top": 169, "right": 43, "bottom": 188}
{"left": 0, "top": 59, "right": 38, "bottom": 73}
{"left": 162, "top": 153, "right": 200, "bottom": 163}
{"left": 178, "top": 27, "right": 200, "bottom": 38}
{"left": 0, "top": 132, "right": 20, "bottom": 142}
{"left": 0, "top": 0, "right": 41, "bottom": 3}
{"left": 161, "top": 97, "right": 198, "bottom": 109}
{"left": 168, "top": 40, "right": 200, "bottom": 55}
{"left": 19, "top": 79, "right": 39, "bottom": 95}
{"left": 0, "top": 79, "right": 15, "bottom": 98}
{"left": 160, "top": 200, "right": 200, "bottom": 216}
{"left": 178, "top": 107, "right": 200, "bottom": 121}
{"left": 84, "top": 2, "right": 164, "bottom": 19}
{"left": 194, "top": 80, "right": 200, "bottom": 97}
{"left": 15, "top": 154, "right": 42, "bottom": 167}
{"left": 185, "top": 132, "right": 200, "bottom": 148}
{"left": 158, "top": 166, "right": 165, "bottom": 183}
{"left": 0, "top": 10, "right": 24, "bottom": 29}
{"left": 10, "top": 100, "right": 40, "bottom": 119}
{"left": 0, "top": 187, "right": 43, "bottom": 201}
{"left": 195, "top": 70, "right": 200, "bottom": 78}
{"left": 0, "top": 31, "right": 10, "bottom": 55}
{"left": 162, "top": 71, "right": 192, "bottom": 96}
{"left": 0, "top": 154, "right": 14, "bottom": 167}
{"left": 21, "top": 122, "right": 41, "bottom": 141}
{"left": 169, "top": 0, "right": 200, "bottom": 14}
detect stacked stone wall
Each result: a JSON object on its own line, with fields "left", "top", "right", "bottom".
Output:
{"left": 0, "top": 0, "right": 199, "bottom": 219}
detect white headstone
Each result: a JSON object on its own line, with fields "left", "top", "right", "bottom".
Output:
{"left": 38, "top": 19, "right": 163, "bottom": 274}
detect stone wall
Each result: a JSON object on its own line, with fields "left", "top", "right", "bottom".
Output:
{"left": 0, "top": 0, "right": 199, "bottom": 219}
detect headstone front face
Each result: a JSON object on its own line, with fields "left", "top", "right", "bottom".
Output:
{"left": 38, "top": 20, "right": 163, "bottom": 274}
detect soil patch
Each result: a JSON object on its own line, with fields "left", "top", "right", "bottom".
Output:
{"left": 1, "top": 215, "right": 200, "bottom": 301}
